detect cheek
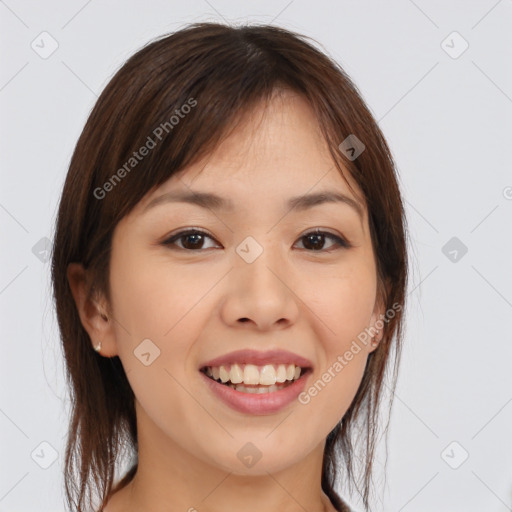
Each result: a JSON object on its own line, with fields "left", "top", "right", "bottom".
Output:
{"left": 109, "top": 249, "right": 211, "bottom": 340}
{"left": 307, "top": 260, "right": 377, "bottom": 352}
{"left": 296, "top": 261, "right": 376, "bottom": 420}
{"left": 108, "top": 251, "right": 222, "bottom": 404}
{"left": 108, "top": 252, "right": 206, "bottom": 427}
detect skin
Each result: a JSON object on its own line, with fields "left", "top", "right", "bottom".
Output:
{"left": 68, "top": 90, "right": 384, "bottom": 512}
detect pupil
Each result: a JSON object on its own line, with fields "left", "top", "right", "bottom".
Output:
{"left": 184, "top": 234, "right": 203, "bottom": 249}
{"left": 305, "top": 234, "right": 323, "bottom": 250}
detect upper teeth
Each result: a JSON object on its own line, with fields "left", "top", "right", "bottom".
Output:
{"left": 205, "top": 363, "right": 302, "bottom": 385}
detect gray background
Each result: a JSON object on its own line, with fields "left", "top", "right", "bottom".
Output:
{"left": 1, "top": 1, "right": 511, "bottom": 511}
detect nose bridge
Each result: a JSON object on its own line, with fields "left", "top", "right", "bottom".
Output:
{"left": 221, "top": 232, "right": 299, "bottom": 329}
{"left": 234, "top": 233, "right": 286, "bottom": 295}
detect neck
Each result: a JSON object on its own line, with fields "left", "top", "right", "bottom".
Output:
{"left": 110, "top": 402, "right": 335, "bottom": 512}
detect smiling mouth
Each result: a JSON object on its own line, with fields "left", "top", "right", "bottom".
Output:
{"left": 200, "top": 363, "right": 311, "bottom": 394}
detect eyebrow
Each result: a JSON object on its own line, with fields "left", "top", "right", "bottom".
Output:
{"left": 143, "top": 190, "right": 364, "bottom": 219}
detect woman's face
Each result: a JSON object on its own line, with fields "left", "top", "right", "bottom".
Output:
{"left": 102, "top": 91, "right": 383, "bottom": 476}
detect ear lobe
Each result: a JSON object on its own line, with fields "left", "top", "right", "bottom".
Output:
{"left": 67, "top": 263, "right": 116, "bottom": 356}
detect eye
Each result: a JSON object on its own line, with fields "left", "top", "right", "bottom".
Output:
{"left": 161, "top": 228, "right": 350, "bottom": 252}
{"left": 295, "top": 229, "right": 350, "bottom": 252}
{"left": 162, "top": 229, "right": 219, "bottom": 251}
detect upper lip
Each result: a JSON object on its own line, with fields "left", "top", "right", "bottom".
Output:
{"left": 200, "top": 349, "right": 314, "bottom": 370}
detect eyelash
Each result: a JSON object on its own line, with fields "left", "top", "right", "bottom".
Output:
{"left": 161, "top": 228, "right": 351, "bottom": 253}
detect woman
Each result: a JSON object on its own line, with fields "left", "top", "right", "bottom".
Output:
{"left": 51, "top": 22, "right": 408, "bottom": 512}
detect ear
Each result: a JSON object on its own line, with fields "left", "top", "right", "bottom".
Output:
{"left": 367, "top": 279, "right": 389, "bottom": 354}
{"left": 66, "top": 263, "right": 118, "bottom": 357}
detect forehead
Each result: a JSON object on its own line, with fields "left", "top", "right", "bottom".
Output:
{"left": 137, "top": 91, "right": 366, "bottom": 218}
{"left": 191, "top": 93, "right": 344, "bottom": 181}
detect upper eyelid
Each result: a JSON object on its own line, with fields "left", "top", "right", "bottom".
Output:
{"left": 163, "top": 228, "right": 349, "bottom": 248}
{"left": 165, "top": 227, "right": 342, "bottom": 240}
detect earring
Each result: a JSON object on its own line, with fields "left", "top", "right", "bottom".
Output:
{"left": 94, "top": 341, "right": 102, "bottom": 352}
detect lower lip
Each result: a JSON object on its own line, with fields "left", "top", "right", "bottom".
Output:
{"left": 199, "top": 369, "right": 311, "bottom": 415}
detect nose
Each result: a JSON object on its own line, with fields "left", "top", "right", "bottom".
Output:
{"left": 220, "top": 246, "right": 300, "bottom": 331}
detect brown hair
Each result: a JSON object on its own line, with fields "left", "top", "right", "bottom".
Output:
{"left": 51, "top": 22, "right": 408, "bottom": 512}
